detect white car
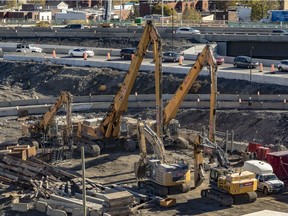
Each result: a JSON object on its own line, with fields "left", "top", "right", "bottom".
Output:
{"left": 16, "top": 44, "right": 43, "bottom": 53}
{"left": 68, "top": 48, "right": 94, "bottom": 57}
{"left": 175, "top": 27, "right": 200, "bottom": 35}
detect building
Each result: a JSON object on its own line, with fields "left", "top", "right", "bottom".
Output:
{"left": 45, "top": 1, "right": 69, "bottom": 12}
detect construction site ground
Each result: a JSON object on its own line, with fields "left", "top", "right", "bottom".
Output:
{"left": 1, "top": 34, "right": 288, "bottom": 215}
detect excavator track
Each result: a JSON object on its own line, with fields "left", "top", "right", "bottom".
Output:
{"left": 233, "top": 192, "right": 257, "bottom": 205}
{"left": 201, "top": 189, "right": 234, "bottom": 206}
{"left": 138, "top": 181, "right": 169, "bottom": 197}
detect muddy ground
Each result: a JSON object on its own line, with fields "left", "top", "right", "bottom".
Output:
{"left": 0, "top": 57, "right": 288, "bottom": 215}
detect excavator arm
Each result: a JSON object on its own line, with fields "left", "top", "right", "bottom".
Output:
{"left": 163, "top": 45, "right": 217, "bottom": 126}
{"left": 135, "top": 118, "right": 166, "bottom": 178}
{"left": 29, "top": 91, "right": 73, "bottom": 138}
{"left": 100, "top": 20, "right": 161, "bottom": 138}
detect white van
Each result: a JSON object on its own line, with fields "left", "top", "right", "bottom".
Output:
{"left": 243, "top": 160, "right": 284, "bottom": 195}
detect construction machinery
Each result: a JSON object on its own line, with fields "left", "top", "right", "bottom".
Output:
{"left": 74, "top": 20, "right": 162, "bottom": 156}
{"left": 134, "top": 118, "right": 205, "bottom": 196}
{"left": 197, "top": 132, "right": 258, "bottom": 206}
{"left": 146, "top": 45, "right": 219, "bottom": 147}
{"left": 200, "top": 167, "right": 258, "bottom": 206}
{"left": 18, "top": 91, "right": 73, "bottom": 160}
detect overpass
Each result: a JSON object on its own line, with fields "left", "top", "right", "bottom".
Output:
{"left": 0, "top": 26, "right": 288, "bottom": 59}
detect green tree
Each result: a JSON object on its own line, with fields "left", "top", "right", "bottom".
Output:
{"left": 182, "top": 3, "right": 201, "bottom": 20}
{"left": 152, "top": 3, "right": 175, "bottom": 16}
{"left": 243, "top": 0, "right": 280, "bottom": 21}
{"left": 6, "top": 0, "right": 17, "bottom": 9}
{"left": 127, "top": 4, "right": 139, "bottom": 19}
{"left": 214, "top": 0, "right": 237, "bottom": 12}
{"left": 29, "top": 0, "right": 46, "bottom": 5}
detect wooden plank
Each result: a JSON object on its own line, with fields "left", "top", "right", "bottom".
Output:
{"left": 0, "top": 175, "right": 14, "bottom": 183}
{"left": 2, "top": 156, "right": 43, "bottom": 173}
{"left": 0, "top": 162, "right": 36, "bottom": 177}
{"left": 100, "top": 191, "right": 134, "bottom": 206}
{"left": 7, "top": 150, "right": 27, "bottom": 160}
{"left": 0, "top": 167, "right": 19, "bottom": 181}
{"left": 50, "top": 194, "right": 102, "bottom": 210}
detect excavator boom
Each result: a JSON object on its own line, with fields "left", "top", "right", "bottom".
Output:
{"left": 163, "top": 45, "right": 217, "bottom": 125}
{"left": 29, "top": 91, "right": 73, "bottom": 136}
{"left": 100, "top": 20, "right": 161, "bottom": 138}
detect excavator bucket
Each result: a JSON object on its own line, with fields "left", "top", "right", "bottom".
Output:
{"left": 134, "top": 161, "right": 146, "bottom": 179}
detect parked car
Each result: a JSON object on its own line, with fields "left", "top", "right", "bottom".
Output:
{"left": 277, "top": 60, "right": 288, "bottom": 71}
{"left": 233, "top": 56, "right": 259, "bottom": 69}
{"left": 120, "top": 48, "right": 136, "bottom": 60}
{"left": 175, "top": 27, "right": 200, "bottom": 35}
{"left": 68, "top": 48, "right": 94, "bottom": 57}
{"left": 214, "top": 54, "right": 224, "bottom": 65}
{"left": 61, "top": 24, "right": 84, "bottom": 29}
{"left": 272, "top": 29, "right": 288, "bottom": 35}
{"left": 16, "top": 44, "right": 43, "bottom": 53}
{"left": 162, "top": 51, "right": 184, "bottom": 62}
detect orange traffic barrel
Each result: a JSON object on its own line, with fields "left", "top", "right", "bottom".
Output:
{"left": 259, "top": 63, "right": 263, "bottom": 72}
{"left": 52, "top": 49, "right": 56, "bottom": 58}
{"left": 107, "top": 52, "right": 111, "bottom": 61}
{"left": 271, "top": 64, "right": 275, "bottom": 74}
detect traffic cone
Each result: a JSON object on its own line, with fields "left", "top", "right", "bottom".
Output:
{"left": 179, "top": 56, "right": 183, "bottom": 65}
{"left": 52, "top": 49, "right": 56, "bottom": 58}
{"left": 107, "top": 52, "right": 111, "bottom": 61}
{"left": 259, "top": 63, "right": 263, "bottom": 72}
{"left": 271, "top": 64, "right": 275, "bottom": 74}
{"left": 83, "top": 52, "right": 87, "bottom": 60}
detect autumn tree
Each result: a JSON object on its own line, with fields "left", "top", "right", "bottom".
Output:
{"left": 152, "top": 3, "right": 175, "bottom": 16}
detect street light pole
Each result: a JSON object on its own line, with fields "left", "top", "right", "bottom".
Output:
{"left": 171, "top": 8, "right": 174, "bottom": 51}
{"left": 161, "top": 0, "right": 164, "bottom": 27}
{"left": 249, "top": 46, "right": 254, "bottom": 105}
{"left": 250, "top": 46, "right": 254, "bottom": 86}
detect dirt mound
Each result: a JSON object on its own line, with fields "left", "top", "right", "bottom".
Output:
{"left": 0, "top": 60, "right": 288, "bottom": 146}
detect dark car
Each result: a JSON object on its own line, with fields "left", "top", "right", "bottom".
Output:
{"left": 162, "top": 51, "right": 184, "bottom": 62}
{"left": 272, "top": 29, "right": 288, "bottom": 34}
{"left": 61, "top": 24, "right": 84, "bottom": 29}
{"left": 120, "top": 48, "right": 136, "bottom": 60}
{"left": 233, "top": 56, "right": 259, "bottom": 69}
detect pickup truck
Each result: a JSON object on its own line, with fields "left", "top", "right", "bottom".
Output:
{"left": 16, "top": 44, "right": 43, "bottom": 53}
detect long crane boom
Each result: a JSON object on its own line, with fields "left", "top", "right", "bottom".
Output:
{"left": 100, "top": 20, "right": 161, "bottom": 138}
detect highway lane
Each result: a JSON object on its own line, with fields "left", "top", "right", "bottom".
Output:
{"left": 3, "top": 52, "right": 277, "bottom": 76}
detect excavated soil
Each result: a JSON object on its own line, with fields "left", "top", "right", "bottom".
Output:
{"left": 0, "top": 61, "right": 288, "bottom": 146}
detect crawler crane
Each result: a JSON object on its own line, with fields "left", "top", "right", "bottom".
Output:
{"left": 74, "top": 20, "right": 162, "bottom": 156}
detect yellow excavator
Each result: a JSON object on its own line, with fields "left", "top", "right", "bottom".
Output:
{"left": 196, "top": 130, "right": 258, "bottom": 206}
{"left": 134, "top": 118, "right": 204, "bottom": 196}
{"left": 18, "top": 91, "right": 73, "bottom": 151}
{"left": 74, "top": 20, "right": 162, "bottom": 156}
{"left": 142, "top": 45, "right": 219, "bottom": 148}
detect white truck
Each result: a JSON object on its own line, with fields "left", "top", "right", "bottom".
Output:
{"left": 16, "top": 44, "right": 43, "bottom": 53}
{"left": 243, "top": 160, "right": 284, "bottom": 195}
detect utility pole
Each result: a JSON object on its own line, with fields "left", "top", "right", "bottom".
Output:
{"left": 161, "top": 0, "right": 164, "bottom": 27}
